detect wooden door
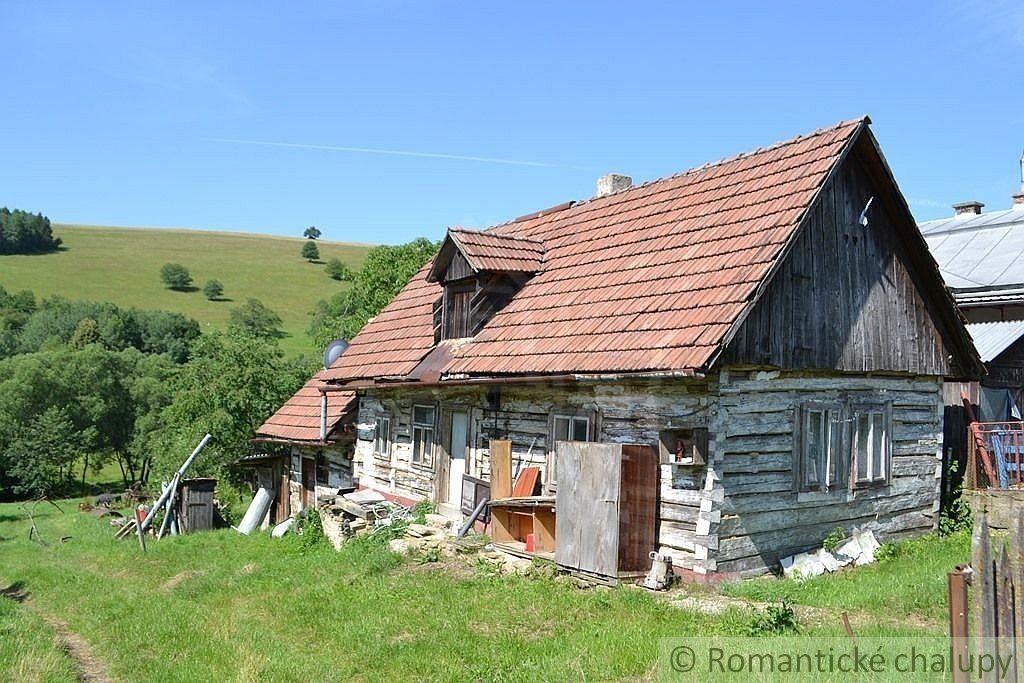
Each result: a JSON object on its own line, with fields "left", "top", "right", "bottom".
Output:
{"left": 555, "top": 442, "right": 622, "bottom": 577}
{"left": 301, "top": 457, "right": 315, "bottom": 509}
{"left": 447, "top": 412, "right": 468, "bottom": 505}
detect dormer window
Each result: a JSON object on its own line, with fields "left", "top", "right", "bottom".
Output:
{"left": 428, "top": 227, "right": 545, "bottom": 344}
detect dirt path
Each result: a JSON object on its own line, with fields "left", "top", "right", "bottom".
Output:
{"left": 2, "top": 581, "right": 113, "bottom": 683}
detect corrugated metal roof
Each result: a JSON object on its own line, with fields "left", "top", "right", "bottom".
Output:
{"left": 920, "top": 207, "right": 1024, "bottom": 291}
{"left": 966, "top": 320, "right": 1024, "bottom": 362}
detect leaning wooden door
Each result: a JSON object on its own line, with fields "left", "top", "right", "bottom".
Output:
{"left": 555, "top": 442, "right": 622, "bottom": 577}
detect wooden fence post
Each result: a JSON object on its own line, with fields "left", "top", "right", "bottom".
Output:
{"left": 949, "top": 567, "right": 970, "bottom": 683}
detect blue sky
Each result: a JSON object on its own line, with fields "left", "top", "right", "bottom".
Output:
{"left": 1, "top": 1, "right": 1022, "bottom": 244}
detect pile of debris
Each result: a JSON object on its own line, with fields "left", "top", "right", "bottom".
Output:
{"left": 300, "top": 490, "right": 539, "bottom": 575}
{"left": 780, "top": 530, "right": 880, "bottom": 580}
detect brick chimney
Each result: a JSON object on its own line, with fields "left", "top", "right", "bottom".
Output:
{"left": 596, "top": 173, "right": 632, "bottom": 198}
{"left": 952, "top": 201, "right": 984, "bottom": 216}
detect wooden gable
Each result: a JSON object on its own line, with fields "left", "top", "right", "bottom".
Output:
{"left": 723, "top": 129, "right": 980, "bottom": 378}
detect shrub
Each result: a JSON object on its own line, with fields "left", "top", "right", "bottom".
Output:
{"left": 747, "top": 601, "right": 799, "bottom": 635}
{"left": 324, "top": 258, "right": 352, "bottom": 281}
{"left": 160, "top": 263, "right": 192, "bottom": 290}
{"left": 202, "top": 280, "right": 224, "bottom": 301}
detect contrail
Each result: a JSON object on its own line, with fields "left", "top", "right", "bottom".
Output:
{"left": 202, "top": 136, "right": 587, "bottom": 169}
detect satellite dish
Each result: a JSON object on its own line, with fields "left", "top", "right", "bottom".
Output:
{"left": 323, "top": 339, "right": 349, "bottom": 369}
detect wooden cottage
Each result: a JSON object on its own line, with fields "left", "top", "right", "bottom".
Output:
{"left": 248, "top": 373, "right": 357, "bottom": 524}
{"left": 272, "top": 117, "right": 982, "bottom": 578}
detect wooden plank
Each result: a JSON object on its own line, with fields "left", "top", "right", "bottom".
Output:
{"left": 554, "top": 442, "right": 583, "bottom": 569}
{"left": 582, "top": 443, "right": 621, "bottom": 578}
{"left": 489, "top": 440, "right": 513, "bottom": 499}
{"left": 511, "top": 467, "right": 541, "bottom": 497}
{"left": 534, "top": 507, "right": 556, "bottom": 553}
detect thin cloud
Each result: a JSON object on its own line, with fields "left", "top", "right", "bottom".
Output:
{"left": 202, "top": 136, "right": 591, "bottom": 170}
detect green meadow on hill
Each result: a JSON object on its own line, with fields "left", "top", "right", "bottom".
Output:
{"left": 0, "top": 224, "right": 372, "bottom": 356}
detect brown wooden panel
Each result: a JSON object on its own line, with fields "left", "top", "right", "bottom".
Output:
{"left": 618, "top": 444, "right": 659, "bottom": 572}
{"left": 512, "top": 467, "right": 541, "bottom": 496}
{"left": 490, "top": 440, "right": 513, "bottom": 498}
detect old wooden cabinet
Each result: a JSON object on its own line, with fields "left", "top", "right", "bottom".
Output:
{"left": 554, "top": 442, "right": 658, "bottom": 580}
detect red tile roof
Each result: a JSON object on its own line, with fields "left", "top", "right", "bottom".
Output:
{"left": 323, "top": 117, "right": 867, "bottom": 383}
{"left": 255, "top": 370, "right": 356, "bottom": 443}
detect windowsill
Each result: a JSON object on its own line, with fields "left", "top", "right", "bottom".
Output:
{"left": 409, "top": 462, "right": 434, "bottom": 473}
{"left": 797, "top": 490, "right": 855, "bottom": 504}
{"left": 852, "top": 481, "right": 890, "bottom": 492}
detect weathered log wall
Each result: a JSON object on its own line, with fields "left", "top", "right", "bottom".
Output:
{"left": 710, "top": 369, "right": 943, "bottom": 576}
{"left": 355, "top": 380, "right": 713, "bottom": 568}
{"left": 353, "top": 370, "right": 943, "bottom": 577}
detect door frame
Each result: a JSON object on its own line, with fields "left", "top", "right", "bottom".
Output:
{"left": 301, "top": 457, "right": 316, "bottom": 509}
{"left": 436, "top": 407, "right": 470, "bottom": 505}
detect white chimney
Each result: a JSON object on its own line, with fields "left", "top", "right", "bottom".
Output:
{"left": 952, "top": 201, "right": 984, "bottom": 217}
{"left": 596, "top": 173, "right": 632, "bottom": 198}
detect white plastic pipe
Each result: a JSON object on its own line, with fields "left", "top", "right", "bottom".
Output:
{"left": 236, "top": 486, "right": 273, "bottom": 535}
{"left": 320, "top": 393, "right": 328, "bottom": 441}
{"left": 140, "top": 434, "right": 212, "bottom": 532}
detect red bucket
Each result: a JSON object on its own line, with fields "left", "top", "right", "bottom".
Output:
{"left": 525, "top": 533, "right": 535, "bottom": 553}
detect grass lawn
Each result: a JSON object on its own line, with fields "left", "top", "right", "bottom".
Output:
{"left": 0, "top": 501, "right": 963, "bottom": 682}
{"left": 0, "top": 225, "right": 372, "bottom": 357}
{"left": 721, "top": 532, "right": 971, "bottom": 626}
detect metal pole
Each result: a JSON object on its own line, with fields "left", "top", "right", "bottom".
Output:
{"left": 949, "top": 567, "right": 971, "bottom": 683}
{"left": 139, "top": 434, "right": 211, "bottom": 532}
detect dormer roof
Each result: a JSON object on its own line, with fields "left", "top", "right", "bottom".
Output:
{"left": 426, "top": 228, "right": 545, "bottom": 283}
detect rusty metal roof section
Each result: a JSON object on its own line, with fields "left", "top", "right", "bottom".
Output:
{"left": 255, "top": 370, "right": 356, "bottom": 442}
{"left": 324, "top": 117, "right": 867, "bottom": 384}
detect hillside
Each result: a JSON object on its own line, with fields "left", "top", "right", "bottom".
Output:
{"left": 0, "top": 224, "right": 372, "bottom": 356}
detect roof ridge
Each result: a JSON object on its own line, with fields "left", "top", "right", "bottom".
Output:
{"left": 484, "top": 116, "right": 867, "bottom": 236}
{"left": 448, "top": 226, "right": 546, "bottom": 247}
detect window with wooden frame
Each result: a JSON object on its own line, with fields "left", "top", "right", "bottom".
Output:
{"left": 442, "top": 280, "right": 475, "bottom": 340}
{"left": 546, "top": 410, "right": 596, "bottom": 490}
{"left": 852, "top": 406, "right": 890, "bottom": 487}
{"left": 411, "top": 405, "right": 436, "bottom": 467}
{"left": 796, "top": 402, "right": 891, "bottom": 493}
{"left": 374, "top": 416, "right": 391, "bottom": 457}
{"left": 552, "top": 414, "right": 591, "bottom": 443}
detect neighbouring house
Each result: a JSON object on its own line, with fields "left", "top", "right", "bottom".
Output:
{"left": 246, "top": 371, "right": 357, "bottom": 525}
{"left": 920, "top": 181, "right": 1024, "bottom": 419}
{"left": 268, "top": 116, "right": 982, "bottom": 578}
{"left": 918, "top": 174, "right": 1024, "bottom": 507}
